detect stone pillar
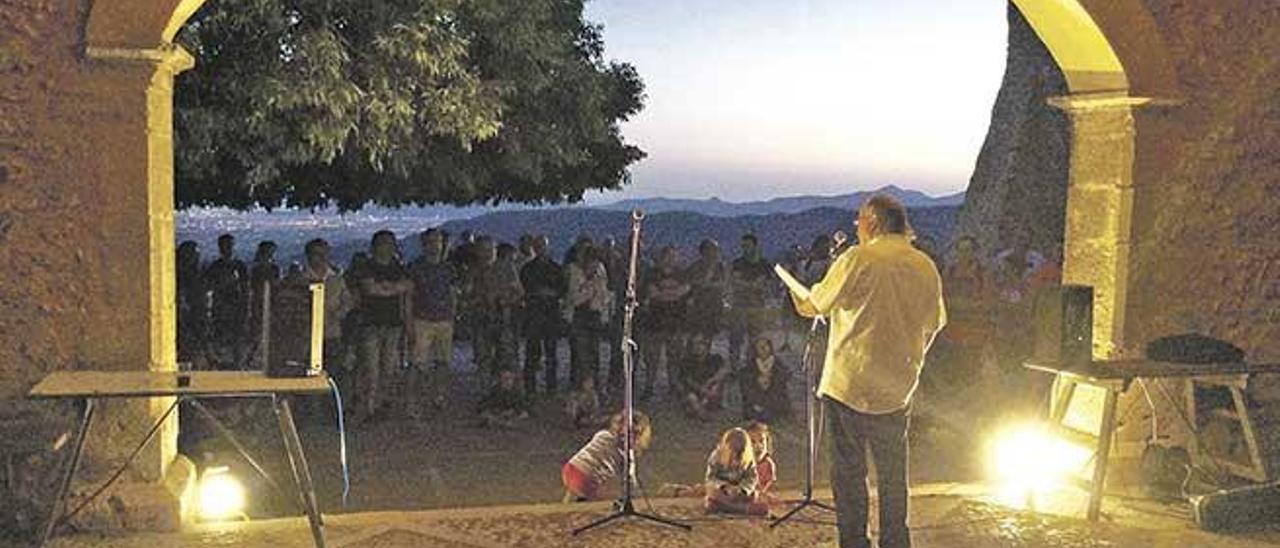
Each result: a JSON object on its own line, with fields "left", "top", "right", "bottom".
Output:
{"left": 59, "top": 44, "right": 196, "bottom": 531}
{"left": 1051, "top": 93, "right": 1196, "bottom": 484}
{"left": 1050, "top": 93, "right": 1146, "bottom": 361}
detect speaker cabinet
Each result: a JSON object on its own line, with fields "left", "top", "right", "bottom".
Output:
{"left": 1032, "top": 285, "right": 1093, "bottom": 366}
{"left": 267, "top": 282, "right": 326, "bottom": 377}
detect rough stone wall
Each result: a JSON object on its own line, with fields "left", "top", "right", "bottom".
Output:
{"left": 1124, "top": 1, "right": 1280, "bottom": 365}
{"left": 0, "top": 1, "right": 103, "bottom": 401}
{"left": 1, "top": 0, "right": 188, "bottom": 532}
{"left": 954, "top": 4, "right": 1071, "bottom": 257}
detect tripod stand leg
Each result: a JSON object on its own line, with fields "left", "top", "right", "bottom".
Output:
{"left": 770, "top": 497, "right": 838, "bottom": 529}
{"left": 633, "top": 510, "right": 693, "bottom": 530}
{"left": 769, "top": 500, "right": 810, "bottom": 529}
{"left": 572, "top": 511, "right": 625, "bottom": 536}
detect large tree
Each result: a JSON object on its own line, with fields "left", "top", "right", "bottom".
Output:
{"left": 174, "top": 0, "right": 645, "bottom": 210}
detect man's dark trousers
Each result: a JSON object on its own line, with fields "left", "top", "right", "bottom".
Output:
{"left": 825, "top": 397, "right": 910, "bottom": 548}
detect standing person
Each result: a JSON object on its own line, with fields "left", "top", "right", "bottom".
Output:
{"left": 466, "top": 236, "right": 503, "bottom": 377}
{"left": 599, "top": 237, "right": 628, "bottom": 396}
{"left": 937, "top": 236, "right": 992, "bottom": 386}
{"left": 203, "top": 233, "right": 250, "bottom": 370}
{"left": 520, "top": 235, "right": 566, "bottom": 396}
{"left": 406, "top": 229, "right": 457, "bottom": 417}
{"left": 566, "top": 241, "right": 611, "bottom": 389}
{"left": 639, "top": 246, "right": 690, "bottom": 400}
{"left": 302, "top": 238, "right": 353, "bottom": 383}
{"left": 729, "top": 233, "right": 775, "bottom": 368}
{"left": 492, "top": 243, "right": 526, "bottom": 376}
{"left": 785, "top": 195, "right": 946, "bottom": 548}
{"left": 248, "top": 240, "right": 281, "bottom": 366}
{"left": 176, "top": 241, "right": 207, "bottom": 369}
{"left": 516, "top": 234, "right": 537, "bottom": 269}
{"left": 355, "top": 230, "right": 413, "bottom": 422}
{"left": 684, "top": 239, "right": 728, "bottom": 341}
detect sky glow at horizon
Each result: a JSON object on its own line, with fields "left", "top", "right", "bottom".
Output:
{"left": 584, "top": 0, "right": 1008, "bottom": 202}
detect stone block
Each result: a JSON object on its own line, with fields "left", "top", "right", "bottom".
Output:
{"left": 67, "top": 454, "right": 196, "bottom": 533}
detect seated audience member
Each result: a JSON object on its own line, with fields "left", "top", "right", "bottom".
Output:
{"left": 565, "top": 376, "right": 605, "bottom": 429}
{"left": 477, "top": 369, "right": 530, "bottom": 429}
{"left": 679, "top": 332, "right": 731, "bottom": 420}
{"left": 704, "top": 427, "right": 768, "bottom": 516}
{"left": 745, "top": 421, "right": 778, "bottom": 505}
{"left": 562, "top": 411, "right": 653, "bottom": 502}
{"left": 739, "top": 336, "right": 792, "bottom": 423}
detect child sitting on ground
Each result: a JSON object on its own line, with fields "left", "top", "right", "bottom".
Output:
{"left": 477, "top": 369, "right": 529, "bottom": 429}
{"left": 704, "top": 427, "right": 768, "bottom": 516}
{"left": 679, "top": 332, "right": 731, "bottom": 421}
{"left": 658, "top": 421, "right": 778, "bottom": 505}
{"left": 745, "top": 421, "right": 778, "bottom": 506}
{"left": 565, "top": 376, "right": 605, "bottom": 429}
{"left": 562, "top": 410, "right": 653, "bottom": 502}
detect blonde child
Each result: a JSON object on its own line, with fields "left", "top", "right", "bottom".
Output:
{"left": 562, "top": 411, "right": 653, "bottom": 502}
{"left": 704, "top": 427, "right": 768, "bottom": 515}
{"left": 745, "top": 421, "right": 778, "bottom": 506}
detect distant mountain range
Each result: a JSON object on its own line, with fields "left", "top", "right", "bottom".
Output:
{"left": 176, "top": 185, "right": 964, "bottom": 264}
{"left": 598, "top": 185, "right": 964, "bottom": 217}
{"left": 434, "top": 204, "right": 959, "bottom": 263}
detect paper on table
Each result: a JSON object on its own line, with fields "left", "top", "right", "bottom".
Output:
{"left": 774, "top": 264, "right": 811, "bottom": 302}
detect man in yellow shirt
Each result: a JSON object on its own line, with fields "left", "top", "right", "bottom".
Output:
{"left": 789, "top": 195, "right": 946, "bottom": 548}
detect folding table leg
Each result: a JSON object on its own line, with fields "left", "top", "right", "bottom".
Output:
{"left": 41, "top": 398, "right": 96, "bottom": 547}
{"left": 274, "top": 396, "right": 326, "bottom": 548}
{"left": 1087, "top": 388, "right": 1119, "bottom": 521}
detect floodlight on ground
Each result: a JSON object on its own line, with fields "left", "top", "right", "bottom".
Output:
{"left": 199, "top": 465, "right": 247, "bottom": 521}
{"left": 986, "top": 422, "right": 1092, "bottom": 508}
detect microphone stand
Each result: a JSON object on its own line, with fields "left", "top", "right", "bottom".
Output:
{"left": 573, "top": 209, "right": 691, "bottom": 536}
{"left": 771, "top": 314, "right": 837, "bottom": 527}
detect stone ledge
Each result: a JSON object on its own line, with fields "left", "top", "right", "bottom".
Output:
{"left": 66, "top": 454, "right": 196, "bottom": 533}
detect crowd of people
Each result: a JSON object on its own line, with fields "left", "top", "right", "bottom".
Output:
{"left": 175, "top": 228, "right": 833, "bottom": 425}
{"left": 173, "top": 215, "right": 1063, "bottom": 532}
{"left": 174, "top": 225, "right": 1062, "bottom": 426}
{"left": 175, "top": 225, "right": 1059, "bottom": 422}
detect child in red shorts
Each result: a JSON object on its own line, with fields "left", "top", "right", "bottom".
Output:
{"left": 562, "top": 411, "right": 653, "bottom": 502}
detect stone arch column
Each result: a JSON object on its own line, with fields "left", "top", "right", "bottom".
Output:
{"left": 0, "top": 0, "right": 207, "bottom": 532}
{"left": 1012, "top": 0, "right": 1180, "bottom": 359}
{"left": 1011, "top": 0, "right": 1190, "bottom": 482}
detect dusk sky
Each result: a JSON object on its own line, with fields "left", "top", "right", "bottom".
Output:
{"left": 584, "top": 0, "right": 1009, "bottom": 202}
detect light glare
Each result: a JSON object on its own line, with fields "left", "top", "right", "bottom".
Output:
{"left": 987, "top": 423, "right": 1093, "bottom": 508}
{"left": 199, "top": 466, "right": 246, "bottom": 521}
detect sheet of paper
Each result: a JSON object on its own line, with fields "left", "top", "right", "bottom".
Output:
{"left": 774, "top": 264, "right": 811, "bottom": 302}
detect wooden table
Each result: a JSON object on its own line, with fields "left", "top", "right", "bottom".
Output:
{"left": 29, "top": 370, "right": 331, "bottom": 547}
{"left": 1024, "top": 359, "right": 1280, "bottom": 521}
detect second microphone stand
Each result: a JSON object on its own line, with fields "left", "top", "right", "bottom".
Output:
{"left": 771, "top": 315, "right": 837, "bottom": 527}
{"left": 572, "top": 209, "right": 691, "bottom": 536}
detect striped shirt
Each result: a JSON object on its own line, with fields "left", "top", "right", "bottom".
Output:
{"left": 567, "top": 431, "right": 623, "bottom": 487}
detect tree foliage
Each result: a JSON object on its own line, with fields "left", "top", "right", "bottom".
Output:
{"left": 174, "top": 0, "right": 645, "bottom": 210}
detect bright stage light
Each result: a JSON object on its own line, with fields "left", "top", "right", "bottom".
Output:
{"left": 199, "top": 465, "right": 246, "bottom": 521}
{"left": 986, "top": 422, "right": 1093, "bottom": 507}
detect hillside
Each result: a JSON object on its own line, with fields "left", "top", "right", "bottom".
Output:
{"left": 436, "top": 205, "right": 959, "bottom": 262}
{"left": 599, "top": 185, "right": 964, "bottom": 217}
{"left": 176, "top": 188, "right": 962, "bottom": 265}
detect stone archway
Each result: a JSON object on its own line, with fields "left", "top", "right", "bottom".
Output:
{"left": 2, "top": 0, "right": 1188, "bottom": 533}
{"left": 1008, "top": 0, "right": 1180, "bottom": 360}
